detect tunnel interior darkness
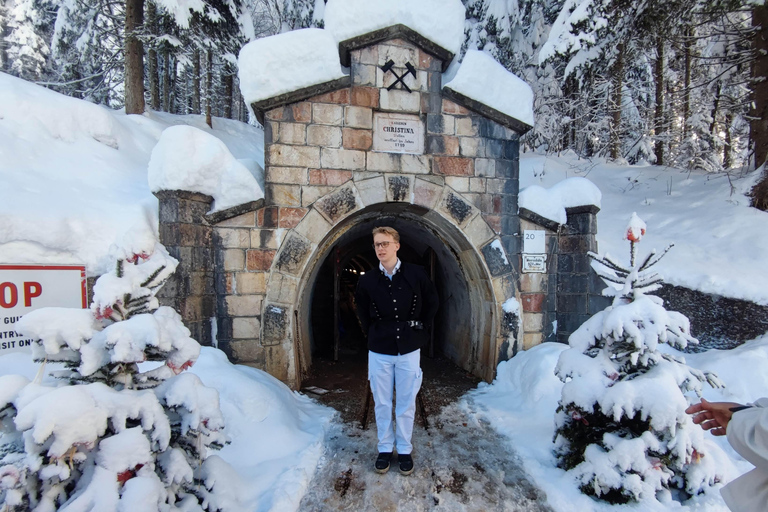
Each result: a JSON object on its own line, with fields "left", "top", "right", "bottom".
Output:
{"left": 307, "top": 213, "right": 475, "bottom": 376}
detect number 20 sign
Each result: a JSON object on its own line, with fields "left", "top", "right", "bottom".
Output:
{"left": 0, "top": 265, "right": 87, "bottom": 354}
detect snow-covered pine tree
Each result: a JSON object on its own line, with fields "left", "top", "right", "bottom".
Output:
{"left": 553, "top": 212, "right": 723, "bottom": 504}
{"left": 0, "top": 243, "right": 238, "bottom": 512}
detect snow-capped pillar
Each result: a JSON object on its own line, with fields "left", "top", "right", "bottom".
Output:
{"left": 556, "top": 205, "right": 606, "bottom": 342}
{"left": 155, "top": 190, "right": 216, "bottom": 346}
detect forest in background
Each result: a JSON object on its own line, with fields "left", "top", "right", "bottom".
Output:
{"left": 1, "top": 0, "right": 767, "bottom": 207}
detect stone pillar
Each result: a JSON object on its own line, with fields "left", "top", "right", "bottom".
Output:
{"left": 154, "top": 190, "right": 216, "bottom": 346}
{"left": 555, "top": 205, "right": 601, "bottom": 342}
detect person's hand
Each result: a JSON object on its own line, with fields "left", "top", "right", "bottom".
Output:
{"left": 685, "top": 398, "right": 743, "bottom": 436}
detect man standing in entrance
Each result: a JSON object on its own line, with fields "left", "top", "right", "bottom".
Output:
{"left": 355, "top": 226, "right": 439, "bottom": 476}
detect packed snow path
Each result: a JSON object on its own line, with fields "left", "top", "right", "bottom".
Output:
{"left": 299, "top": 398, "right": 553, "bottom": 511}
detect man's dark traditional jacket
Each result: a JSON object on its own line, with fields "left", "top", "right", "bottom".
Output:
{"left": 355, "top": 261, "right": 439, "bottom": 356}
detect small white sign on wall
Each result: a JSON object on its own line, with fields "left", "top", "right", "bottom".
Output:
{"left": 0, "top": 264, "right": 87, "bottom": 354}
{"left": 372, "top": 112, "right": 424, "bottom": 154}
{"left": 523, "top": 230, "right": 546, "bottom": 254}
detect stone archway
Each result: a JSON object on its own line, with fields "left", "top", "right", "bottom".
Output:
{"left": 294, "top": 202, "right": 502, "bottom": 383}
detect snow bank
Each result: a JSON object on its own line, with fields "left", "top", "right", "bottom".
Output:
{"left": 443, "top": 50, "right": 535, "bottom": 128}
{"left": 324, "top": 0, "right": 465, "bottom": 55}
{"left": 238, "top": 28, "right": 347, "bottom": 106}
{"left": 148, "top": 125, "right": 263, "bottom": 212}
{"left": 0, "top": 73, "right": 264, "bottom": 276}
{"left": 519, "top": 176, "right": 602, "bottom": 224}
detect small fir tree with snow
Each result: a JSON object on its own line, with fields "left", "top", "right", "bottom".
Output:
{"left": 0, "top": 243, "right": 238, "bottom": 512}
{"left": 553, "top": 213, "right": 723, "bottom": 504}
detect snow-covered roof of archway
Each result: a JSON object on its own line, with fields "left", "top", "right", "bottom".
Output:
{"left": 237, "top": 0, "right": 535, "bottom": 133}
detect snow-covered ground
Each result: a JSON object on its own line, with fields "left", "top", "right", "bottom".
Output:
{"left": 2, "top": 71, "right": 768, "bottom": 511}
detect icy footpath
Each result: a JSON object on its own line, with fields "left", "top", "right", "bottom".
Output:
{"left": 299, "top": 401, "right": 553, "bottom": 511}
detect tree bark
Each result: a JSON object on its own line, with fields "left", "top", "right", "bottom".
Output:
{"left": 683, "top": 25, "right": 693, "bottom": 139}
{"left": 124, "top": 0, "right": 145, "bottom": 115}
{"left": 205, "top": 49, "right": 213, "bottom": 128}
{"left": 192, "top": 49, "right": 201, "bottom": 114}
{"left": 750, "top": 3, "right": 768, "bottom": 210}
{"left": 710, "top": 83, "right": 721, "bottom": 136}
{"left": 0, "top": 0, "right": 9, "bottom": 72}
{"left": 162, "top": 50, "right": 171, "bottom": 112}
{"left": 610, "top": 43, "right": 625, "bottom": 160}
{"left": 654, "top": 34, "right": 665, "bottom": 166}
{"left": 146, "top": 1, "right": 159, "bottom": 111}
{"left": 724, "top": 111, "right": 733, "bottom": 169}
{"left": 223, "top": 73, "right": 233, "bottom": 119}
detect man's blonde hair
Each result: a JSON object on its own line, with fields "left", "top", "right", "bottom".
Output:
{"left": 372, "top": 226, "right": 400, "bottom": 243}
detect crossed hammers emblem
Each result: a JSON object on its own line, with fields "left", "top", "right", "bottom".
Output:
{"left": 380, "top": 60, "right": 417, "bottom": 93}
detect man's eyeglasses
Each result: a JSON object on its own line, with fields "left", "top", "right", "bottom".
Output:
{"left": 373, "top": 241, "right": 393, "bottom": 249}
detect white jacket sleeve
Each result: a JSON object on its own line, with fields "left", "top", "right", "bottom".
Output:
{"left": 721, "top": 398, "right": 768, "bottom": 512}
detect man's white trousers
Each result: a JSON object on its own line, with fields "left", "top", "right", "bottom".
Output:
{"left": 368, "top": 349, "right": 422, "bottom": 455}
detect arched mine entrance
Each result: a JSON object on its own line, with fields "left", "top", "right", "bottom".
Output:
{"left": 296, "top": 204, "right": 499, "bottom": 421}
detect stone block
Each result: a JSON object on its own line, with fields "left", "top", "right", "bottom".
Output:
{"left": 233, "top": 317, "right": 261, "bottom": 339}
{"left": 355, "top": 46, "right": 378, "bottom": 65}
{"left": 486, "top": 178, "right": 504, "bottom": 194}
{"left": 445, "top": 176, "right": 469, "bottom": 192}
{"left": 278, "top": 207, "right": 308, "bottom": 228}
{"left": 483, "top": 214, "right": 501, "bottom": 234}
{"left": 492, "top": 276, "right": 516, "bottom": 304}
{"left": 356, "top": 176, "right": 387, "bottom": 206}
{"left": 351, "top": 87, "right": 379, "bottom": 108}
{"left": 367, "top": 152, "right": 401, "bottom": 172}
{"left": 158, "top": 197, "right": 179, "bottom": 223}
{"left": 179, "top": 224, "right": 212, "bottom": 246}
{"left": 344, "top": 106, "right": 373, "bottom": 129}
{"left": 178, "top": 197, "right": 211, "bottom": 224}
{"left": 481, "top": 240, "right": 513, "bottom": 277}
{"left": 460, "top": 137, "right": 484, "bottom": 158}
{"left": 469, "top": 178, "right": 486, "bottom": 193}
{"left": 275, "top": 122, "right": 305, "bottom": 144}
{"left": 225, "top": 295, "right": 262, "bottom": 317}
{"left": 266, "top": 183, "right": 301, "bottom": 206}
{"left": 291, "top": 102, "right": 311, "bottom": 123}
{"left": 159, "top": 224, "right": 180, "bottom": 246}
{"left": 387, "top": 175, "right": 412, "bottom": 202}
{"left": 434, "top": 157, "right": 473, "bottom": 176}
{"left": 266, "top": 107, "right": 285, "bottom": 121}
{"left": 268, "top": 144, "right": 320, "bottom": 168}
{"left": 440, "top": 190, "right": 475, "bottom": 227}
{"left": 427, "top": 135, "right": 459, "bottom": 155}
{"left": 352, "top": 63, "right": 377, "bottom": 86}
{"left": 307, "top": 125, "right": 342, "bottom": 147}
{"left": 400, "top": 154, "right": 430, "bottom": 174}
{"left": 342, "top": 128, "right": 373, "bottom": 150}
{"left": 180, "top": 296, "right": 203, "bottom": 322}
{"left": 218, "top": 339, "right": 265, "bottom": 365}
{"left": 266, "top": 166, "right": 307, "bottom": 185}
{"left": 520, "top": 273, "right": 547, "bottom": 293}
{"left": 427, "top": 114, "right": 455, "bottom": 135}
{"left": 520, "top": 293, "right": 546, "bottom": 312}
{"left": 257, "top": 206, "right": 278, "bottom": 228}
{"left": 312, "top": 103, "right": 343, "bottom": 125}
{"left": 295, "top": 208, "right": 333, "bottom": 244}
{"left": 216, "top": 228, "right": 250, "bottom": 249}
{"left": 379, "top": 44, "right": 418, "bottom": 69}
{"left": 246, "top": 249, "right": 276, "bottom": 271}
{"left": 523, "top": 332, "right": 543, "bottom": 350}
{"left": 379, "top": 89, "right": 420, "bottom": 113}
{"left": 261, "top": 304, "right": 289, "bottom": 346}
{"left": 310, "top": 89, "right": 349, "bottom": 104}
{"left": 523, "top": 312, "right": 544, "bottom": 332}
{"left": 559, "top": 235, "right": 590, "bottom": 254}
{"left": 274, "top": 232, "right": 312, "bottom": 275}
{"left": 235, "top": 272, "right": 266, "bottom": 294}
{"left": 321, "top": 148, "right": 366, "bottom": 170}
{"left": 442, "top": 99, "right": 470, "bottom": 115}
{"left": 456, "top": 117, "right": 478, "bottom": 136}
{"left": 314, "top": 184, "right": 360, "bottom": 224}
{"left": 413, "top": 178, "right": 443, "bottom": 210}
{"left": 421, "top": 93, "right": 442, "bottom": 113}
{"left": 309, "top": 169, "right": 352, "bottom": 186}
{"left": 301, "top": 185, "right": 335, "bottom": 207}
{"left": 252, "top": 229, "right": 285, "bottom": 250}
{"left": 465, "top": 213, "right": 495, "bottom": 247}
{"left": 418, "top": 49, "right": 433, "bottom": 69}
{"left": 266, "top": 272, "right": 301, "bottom": 303}
{"left": 214, "top": 211, "right": 256, "bottom": 228}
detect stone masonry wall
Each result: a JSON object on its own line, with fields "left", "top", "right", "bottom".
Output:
{"left": 211, "top": 38, "right": 524, "bottom": 385}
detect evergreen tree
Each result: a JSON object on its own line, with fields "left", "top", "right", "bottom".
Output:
{"left": 554, "top": 213, "right": 724, "bottom": 504}
{"left": 0, "top": 243, "right": 235, "bottom": 511}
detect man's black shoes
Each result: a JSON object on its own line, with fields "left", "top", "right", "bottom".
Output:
{"left": 374, "top": 452, "right": 392, "bottom": 473}
{"left": 398, "top": 454, "right": 414, "bottom": 476}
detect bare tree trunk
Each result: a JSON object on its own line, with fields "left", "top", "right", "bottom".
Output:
{"left": 610, "top": 43, "right": 625, "bottom": 160}
{"left": 0, "top": 0, "right": 10, "bottom": 72}
{"left": 654, "top": 35, "right": 665, "bottom": 165}
{"left": 223, "top": 73, "right": 233, "bottom": 119}
{"left": 206, "top": 49, "right": 213, "bottom": 128}
{"left": 750, "top": 3, "right": 768, "bottom": 210}
{"left": 169, "top": 57, "right": 177, "bottom": 113}
{"left": 710, "top": 83, "right": 721, "bottom": 136}
{"left": 124, "top": 0, "right": 145, "bottom": 115}
{"left": 146, "top": 1, "right": 159, "bottom": 111}
{"left": 162, "top": 50, "right": 171, "bottom": 112}
{"left": 683, "top": 25, "right": 693, "bottom": 139}
{"left": 193, "top": 49, "right": 201, "bottom": 114}
{"left": 724, "top": 111, "right": 733, "bottom": 169}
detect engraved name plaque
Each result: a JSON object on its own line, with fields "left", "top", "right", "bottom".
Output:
{"left": 372, "top": 113, "right": 424, "bottom": 154}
